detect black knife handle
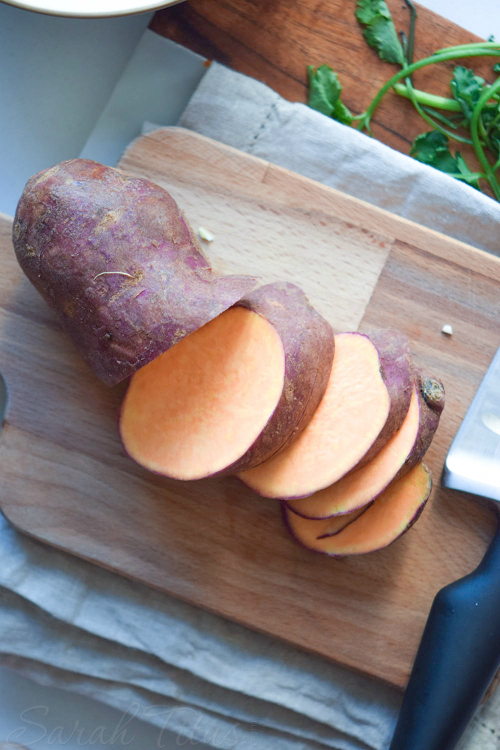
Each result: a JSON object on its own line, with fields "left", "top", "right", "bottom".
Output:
{"left": 389, "top": 515, "right": 500, "bottom": 750}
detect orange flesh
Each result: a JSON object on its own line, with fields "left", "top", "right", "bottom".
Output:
{"left": 285, "top": 463, "right": 431, "bottom": 556}
{"left": 287, "top": 385, "right": 420, "bottom": 519}
{"left": 239, "top": 333, "right": 390, "bottom": 499}
{"left": 120, "top": 306, "right": 285, "bottom": 480}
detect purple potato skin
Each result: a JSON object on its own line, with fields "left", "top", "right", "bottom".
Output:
{"left": 356, "top": 328, "right": 414, "bottom": 467}
{"left": 12, "top": 159, "right": 257, "bottom": 386}
{"left": 316, "top": 503, "right": 372, "bottom": 538}
{"left": 280, "top": 501, "right": 370, "bottom": 553}
{"left": 393, "top": 373, "right": 445, "bottom": 481}
{"left": 219, "top": 282, "right": 335, "bottom": 474}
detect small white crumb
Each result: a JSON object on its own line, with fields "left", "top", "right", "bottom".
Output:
{"left": 198, "top": 227, "right": 215, "bottom": 242}
{"left": 441, "top": 324, "right": 453, "bottom": 336}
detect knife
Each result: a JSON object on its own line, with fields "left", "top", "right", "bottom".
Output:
{"left": 389, "top": 345, "right": 500, "bottom": 750}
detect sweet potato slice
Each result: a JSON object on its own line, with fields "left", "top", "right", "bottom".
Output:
{"left": 238, "top": 330, "right": 413, "bottom": 500}
{"left": 285, "top": 374, "right": 444, "bottom": 519}
{"left": 283, "top": 463, "right": 432, "bottom": 556}
{"left": 282, "top": 504, "right": 369, "bottom": 551}
{"left": 120, "top": 282, "right": 334, "bottom": 480}
{"left": 393, "top": 373, "right": 445, "bottom": 482}
{"left": 13, "top": 158, "right": 257, "bottom": 385}
{"left": 286, "top": 384, "right": 421, "bottom": 519}
{"left": 232, "top": 282, "right": 335, "bottom": 471}
{"left": 357, "top": 328, "right": 413, "bottom": 466}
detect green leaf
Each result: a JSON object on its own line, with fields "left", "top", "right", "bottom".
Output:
{"left": 307, "top": 65, "right": 353, "bottom": 125}
{"left": 494, "top": 63, "right": 500, "bottom": 73}
{"left": 410, "top": 131, "right": 480, "bottom": 189}
{"left": 355, "top": 0, "right": 405, "bottom": 65}
{"left": 450, "top": 66, "right": 486, "bottom": 123}
{"left": 410, "top": 131, "right": 456, "bottom": 170}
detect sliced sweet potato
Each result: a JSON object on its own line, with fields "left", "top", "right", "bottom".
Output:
{"left": 13, "top": 158, "right": 257, "bottom": 385}
{"left": 285, "top": 373, "right": 444, "bottom": 519}
{"left": 357, "top": 328, "right": 413, "bottom": 466}
{"left": 238, "top": 330, "right": 413, "bottom": 500}
{"left": 286, "top": 384, "right": 421, "bottom": 519}
{"left": 393, "top": 373, "right": 445, "bottom": 482}
{"left": 282, "top": 504, "right": 370, "bottom": 551}
{"left": 119, "top": 282, "right": 334, "bottom": 480}
{"left": 283, "top": 463, "right": 432, "bottom": 556}
{"left": 232, "top": 282, "right": 335, "bottom": 470}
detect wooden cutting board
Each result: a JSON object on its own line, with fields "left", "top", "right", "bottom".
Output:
{"left": 1, "top": 127, "right": 499, "bottom": 690}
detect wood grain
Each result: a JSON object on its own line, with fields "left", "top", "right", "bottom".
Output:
{"left": 0, "top": 128, "right": 498, "bottom": 690}
{"left": 151, "top": 0, "right": 497, "bottom": 180}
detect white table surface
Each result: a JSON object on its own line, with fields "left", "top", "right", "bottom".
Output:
{"left": 0, "top": 0, "right": 498, "bottom": 746}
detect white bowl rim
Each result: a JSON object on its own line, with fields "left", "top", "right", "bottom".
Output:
{"left": 2, "top": 0, "right": 181, "bottom": 18}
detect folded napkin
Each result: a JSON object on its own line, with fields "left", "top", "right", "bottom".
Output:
{"left": 2, "top": 60, "right": 500, "bottom": 750}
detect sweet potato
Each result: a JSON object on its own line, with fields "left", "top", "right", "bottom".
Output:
{"left": 238, "top": 329, "right": 413, "bottom": 500}
{"left": 286, "top": 373, "right": 444, "bottom": 519}
{"left": 284, "top": 504, "right": 370, "bottom": 548}
{"left": 12, "top": 158, "right": 257, "bottom": 386}
{"left": 393, "top": 373, "right": 445, "bottom": 481}
{"left": 119, "top": 282, "right": 334, "bottom": 480}
{"left": 357, "top": 328, "right": 413, "bottom": 465}
{"left": 283, "top": 463, "right": 432, "bottom": 556}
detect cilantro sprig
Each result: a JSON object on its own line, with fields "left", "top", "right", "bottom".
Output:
{"left": 307, "top": 65, "right": 353, "bottom": 124}
{"left": 307, "top": 0, "right": 500, "bottom": 201}
{"left": 355, "top": 0, "right": 405, "bottom": 65}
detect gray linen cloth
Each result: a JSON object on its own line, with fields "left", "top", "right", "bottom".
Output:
{"left": 2, "top": 61, "right": 500, "bottom": 750}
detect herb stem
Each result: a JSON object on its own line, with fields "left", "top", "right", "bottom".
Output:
{"left": 470, "top": 77, "right": 500, "bottom": 199}
{"left": 404, "top": 0, "right": 417, "bottom": 68}
{"left": 357, "top": 48, "right": 500, "bottom": 132}
{"left": 421, "top": 106, "right": 460, "bottom": 129}
{"left": 435, "top": 42, "right": 500, "bottom": 54}
{"left": 478, "top": 115, "right": 488, "bottom": 140}
{"left": 393, "top": 82, "right": 461, "bottom": 111}
{"left": 400, "top": 31, "right": 409, "bottom": 64}
{"left": 402, "top": 75, "right": 472, "bottom": 144}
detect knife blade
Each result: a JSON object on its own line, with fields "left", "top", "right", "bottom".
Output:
{"left": 389, "top": 345, "right": 500, "bottom": 750}
{"left": 443, "top": 344, "right": 500, "bottom": 501}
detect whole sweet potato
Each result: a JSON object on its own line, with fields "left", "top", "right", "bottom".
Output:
{"left": 13, "top": 159, "right": 257, "bottom": 385}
